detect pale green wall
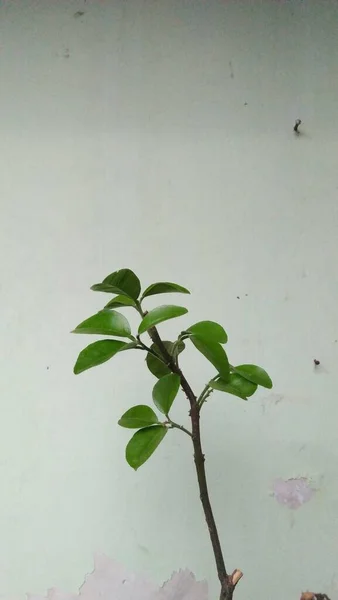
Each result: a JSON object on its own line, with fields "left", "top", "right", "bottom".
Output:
{"left": 1, "top": 1, "right": 338, "bottom": 599}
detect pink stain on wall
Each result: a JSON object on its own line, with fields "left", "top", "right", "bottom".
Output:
{"left": 272, "top": 477, "right": 316, "bottom": 509}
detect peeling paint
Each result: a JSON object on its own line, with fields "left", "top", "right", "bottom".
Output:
{"left": 272, "top": 477, "right": 316, "bottom": 509}
{"left": 26, "top": 554, "right": 208, "bottom": 600}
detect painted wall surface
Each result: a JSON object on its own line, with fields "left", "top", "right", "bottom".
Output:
{"left": 1, "top": 1, "right": 338, "bottom": 599}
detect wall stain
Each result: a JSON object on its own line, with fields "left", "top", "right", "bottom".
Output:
{"left": 229, "top": 60, "right": 234, "bottom": 79}
{"left": 272, "top": 477, "right": 316, "bottom": 509}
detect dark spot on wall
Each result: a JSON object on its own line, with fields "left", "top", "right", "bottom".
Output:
{"left": 74, "top": 11, "right": 85, "bottom": 18}
{"left": 229, "top": 60, "right": 234, "bottom": 79}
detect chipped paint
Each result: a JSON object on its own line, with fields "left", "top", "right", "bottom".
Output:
{"left": 26, "top": 554, "right": 208, "bottom": 600}
{"left": 272, "top": 477, "right": 316, "bottom": 509}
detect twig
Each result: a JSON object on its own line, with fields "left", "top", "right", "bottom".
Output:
{"left": 146, "top": 326, "right": 232, "bottom": 596}
{"left": 136, "top": 336, "right": 168, "bottom": 363}
{"left": 166, "top": 419, "right": 192, "bottom": 437}
{"left": 136, "top": 302, "right": 240, "bottom": 598}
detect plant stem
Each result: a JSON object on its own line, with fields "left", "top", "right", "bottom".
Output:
{"left": 197, "top": 380, "right": 217, "bottom": 409}
{"left": 146, "top": 326, "right": 240, "bottom": 599}
{"left": 167, "top": 419, "right": 192, "bottom": 437}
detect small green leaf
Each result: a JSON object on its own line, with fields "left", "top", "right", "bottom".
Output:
{"left": 138, "top": 305, "right": 188, "bottom": 335}
{"left": 118, "top": 405, "right": 159, "bottom": 429}
{"left": 191, "top": 336, "right": 230, "bottom": 380}
{"left": 105, "top": 295, "right": 136, "bottom": 309}
{"left": 187, "top": 321, "right": 227, "bottom": 344}
{"left": 91, "top": 268, "right": 141, "bottom": 300}
{"left": 126, "top": 425, "right": 167, "bottom": 470}
{"left": 152, "top": 374, "right": 180, "bottom": 415}
{"left": 146, "top": 340, "right": 185, "bottom": 379}
{"left": 74, "top": 339, "right": 126, "bottom": 374}
{"left": 234, "top": 364, "right": 273, "bottom": 389}
{"left": 141, "top": 282, "right": 190, "bottom": 300}
{"left": 210, "top": 373, "right": 257, "bottom": 399}
{"left": 72, "top": 310, "right": 131, "bottom": 338}
{"left": 91, "top": 283, "right": 119, "bottom": 293}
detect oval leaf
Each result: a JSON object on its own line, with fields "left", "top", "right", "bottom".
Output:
{"left": 187, "top": 321, "right": 227, "bottom": 344}
{"left": 118, "top": 405, "right": 159, "bottom": 429}
{"left": 234, "top": 364, "right": 273, "bottom": 389}
{"left": 119, "top": 341, "right": 139, "bottom": 351}
{"left": 91, "top": 268, "right": 141, "bottom": 300}
{"left": 210, "top": 373, "right": 257, "bottom": 399}
{"left": 74, "top": 339, "right": 126, "bottom": 374}
{"left": 146, "top": 340, "right": 185, "bottom": 379}
{"left": 126, "top": 425, "right": 167, "bottom": 470}
{"left": 152, "top": 373, "right": 181, "bottom": 415}
{"left": 72, "top": 310, "right": 131, "bottom": 338}
{"left": 138, "top": 305, "right": 188, "bottom": 335}
{"left": 105, "top": 295, "right": 136, "bottom": 309}
{"left": 191, "top": 336, "right": 230, "bottom": 380}
{"left": 91, "top": 283, "right": 120, "bottom": 294}
{"left": 141, "top": 282, "right": 190, "bottom": 300}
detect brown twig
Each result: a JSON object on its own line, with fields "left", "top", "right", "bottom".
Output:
{"left": 146, "top": 325, "right": 240, "bottom": 600}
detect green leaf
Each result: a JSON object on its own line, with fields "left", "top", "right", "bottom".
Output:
{"left": 91, "top": 268, "right": 141, "bottom": 300}
{"left": 187, "top": 321, "right": 227, "bottom": 344}
{"left": 210, "top": 373, "right": 257, "bottom": 400}
{"left": 119, "top": 341, "right": 139, "bottom": 351}
{"left": 105, "top": 295, "right": 136, "bottom": 309}
{"left": 190, "top": 336, "right": 230, "bottom": 380}
{"left": 146, "top": 340, "right": 185, "bottom": 379}
{"left": 74, "top": 339, "right": 126, "bottom": 374}
{"left": 234, "top": 364, "right": 273, "bottom": 389}
{"left": 126, "top": 425, "right": 167, "bottom": 470}
{"left": 141, "top": 282, "right": 190, "bottom": 300}
{"left": 91, "top": 283, "right": 119, "bottom": 293}
{"left": 118, "top": 405, "right": 159, "bottom": 429}
{"left": 152, "top": 374, "right": 180, "bottom": 415}
{"left": 72, "top": 310, "right": 131, "bottom": 338}
{"left": 138, "top": 305, "right": 188, "bottom": 335}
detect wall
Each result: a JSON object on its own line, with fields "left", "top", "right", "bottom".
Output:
{"left": 1, "top": 1, "right": 338, "bottom": 599}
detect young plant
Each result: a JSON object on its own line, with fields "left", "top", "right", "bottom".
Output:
{"left": 72, "top": 268, "right": 273, "bottom": 600}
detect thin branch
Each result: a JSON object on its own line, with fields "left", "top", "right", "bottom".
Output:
{"left": 197, "top": 383, "right": 210, "bottom": 407}
{"left": 145, "top": 326, "right": 230, "bottom": 591}
{"left": 136, "top": 336, "right": 168, "bottom": 363}
{"left": 136, "top": 299, "right": 242, "bottom": 598}
{"left": 197, "top": 381, "right": 216, "bottom": 409}
{"left": 166, "top": 419, "right": 192, "bottom": 437}
{"left": 199, "top": 388, "right": 214, "bottom": 410}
